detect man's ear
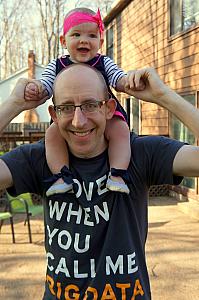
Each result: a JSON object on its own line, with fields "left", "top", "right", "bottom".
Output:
{"left": 60, "top": 35, "right": 67, "bottom": 48}
{"left": 105, "top": 98, "right": 117, "bottom": 120}
{"left": 48, "top": 105, "right": 58, "bottom": 124}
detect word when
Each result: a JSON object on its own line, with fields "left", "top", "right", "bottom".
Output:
{"left": 49, "top": 200, "right": 109, "bottom": 226}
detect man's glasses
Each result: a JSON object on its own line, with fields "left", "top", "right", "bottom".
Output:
{"left": 54, "top": 100, "right": 107, "bottom": 117}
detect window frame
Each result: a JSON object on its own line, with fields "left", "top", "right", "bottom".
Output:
{"left": 125, "top": 96, "right": 140, "bottom": 134}
{"left": 169, "top": 92, "right": 197, "bottom": 190}
{"left": 106, "top": 25, "right": 114, "bottom": 59}
{"left": 169, "top": 0, "right": 199, "bottom": 36}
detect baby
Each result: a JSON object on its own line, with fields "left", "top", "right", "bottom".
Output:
{"left": 25, "top": 8, "right": 143, "bottom": 197}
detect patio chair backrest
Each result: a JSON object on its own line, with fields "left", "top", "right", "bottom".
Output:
{"left": 6, "top": 192, "right": 33, "bottom": 211}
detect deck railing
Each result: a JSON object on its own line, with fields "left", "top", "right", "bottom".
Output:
{"left": 0, "top": 122, "right": 50, "bottom": 151}
{"left": 3, "top": 122, "right": 49, "bottom": 134}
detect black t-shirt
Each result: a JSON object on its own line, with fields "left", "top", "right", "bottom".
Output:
{"left": 1, "top": 133, "right": 184, "bottom": 300}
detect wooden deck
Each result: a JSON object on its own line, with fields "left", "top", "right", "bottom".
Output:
{"left": 0, "top": 122, "right": 49, "bottom": 151}
{"left": 0, "top": 131, "right": 45, "bottom": 142}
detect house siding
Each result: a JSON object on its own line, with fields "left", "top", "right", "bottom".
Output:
{"left": 104, "top": 0, "right": 199, "bottom": 200}
{"left": 104, "top": 0, "right": 199, "bottom": 136}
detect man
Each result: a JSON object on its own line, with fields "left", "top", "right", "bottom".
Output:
{"left": 0, "top": 64, "right": 199, "bottom": 299}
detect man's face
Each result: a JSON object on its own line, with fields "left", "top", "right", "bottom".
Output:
{"left": 50, "top": 66, "right": 115, "bottom": 158}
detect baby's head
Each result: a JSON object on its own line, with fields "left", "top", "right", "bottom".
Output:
{"left": 60, "top": 8, "right": 104, "bottom": 63}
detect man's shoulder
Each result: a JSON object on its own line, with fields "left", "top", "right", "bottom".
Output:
{"left": 130, "top": 132, "right": 184, "bottom": 151}
{"left": 130, "top": 132, "right": 161, "bottom": 145}
{"left": 22, "top": 139, "right": 45, "bottom": 157}
{"left": 130, "top": 132, "right": 174, "bottom": 144}
{"left": 21, "top": 138, "right": 45, "bottom": 150}
{"left": 2, "top": 139, "right": 45, "bottom": 161}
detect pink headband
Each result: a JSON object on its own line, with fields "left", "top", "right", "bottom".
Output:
{"left": 63, "top": 8, "right": 104, "bottom": 37}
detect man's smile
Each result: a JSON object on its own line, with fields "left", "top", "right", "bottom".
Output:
{"left": 70, "top": 129, "right": 94, "bottom": 137}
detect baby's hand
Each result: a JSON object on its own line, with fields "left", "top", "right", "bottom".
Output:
{"left": 25, "top": 80, "right": 48, "bottom": 101}
{"left": 125, "top": 70, "right": 146, "bottom": 91}
{"left": 25, "top": 82, "right": 39, "bottom": 100}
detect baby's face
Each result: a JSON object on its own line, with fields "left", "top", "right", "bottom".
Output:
{"left": 64, "top": 22, "right": 103, "bottom": 63}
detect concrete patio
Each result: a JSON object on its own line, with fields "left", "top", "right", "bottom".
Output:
{"left": 0, "top": 196, "right": 198, "bottom": 299}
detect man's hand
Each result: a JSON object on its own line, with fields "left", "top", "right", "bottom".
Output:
{"left": 10, "top": 78, "right": 49, "bottom": 112}
{"left": 25, "top": 82, "right": 40, "bottom": 100}
{"left": 125, "top": 70, "right": 146, "bottom": 91}
{"left": 25, "top": 79, "right": 49, "bottom": 101}
{"left": 0, "top": 78, "right": 50, "bottom": 133}
{"left": 124, "top": 67, "right": 170, "bottom": 105}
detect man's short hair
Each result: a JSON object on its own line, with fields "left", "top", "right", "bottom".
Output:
{"left": 52, "top": 63, "right": 109, "bottom": 105}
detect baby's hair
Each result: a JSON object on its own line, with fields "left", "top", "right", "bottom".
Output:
{"left": 62, "top": 7, "right": 104, "bottom": 38}
{"left": 65, "top": 7, "right": 96, "bottom": 19}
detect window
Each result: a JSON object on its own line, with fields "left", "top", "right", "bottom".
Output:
{"left": 125, "top": 97, "right": 140, "bottom": 134}
{"left": 170, "top": 0, "right": 199, "bottom": 35}
{"left": 106, "top": 26, "right": 114, "bottom": 59}
{"left": 170, "top": 94, "right": 196, "bottom": 189}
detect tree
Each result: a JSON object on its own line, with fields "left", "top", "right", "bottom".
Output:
{"left": 0, "top": 0, "right": 115, "bottom": 79}
{"left": 35, "top": 0, "right": 67, "bottom": 65}
{"left": 77, "top": 0, "right": 114, "bottom": 16}
{"left": 0, "top": 0, "right": 27, "bottom": 79}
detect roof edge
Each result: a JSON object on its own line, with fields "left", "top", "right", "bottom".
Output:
{"left": 0, "top": 63, "right": 45, "bottom": 84}
{"left": 103, "top": 0, "right": 132, "bottom": 25}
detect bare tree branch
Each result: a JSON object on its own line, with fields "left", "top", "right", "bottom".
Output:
{"left": 0, "top": 0, "right": 27, "bottom": 78}
{"left": 0, "top": 0, "right": 114, "bottom": 80}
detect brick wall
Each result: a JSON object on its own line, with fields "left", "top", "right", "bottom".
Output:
{"left": 104, "top": 0, "right": 199, "bottom": 136}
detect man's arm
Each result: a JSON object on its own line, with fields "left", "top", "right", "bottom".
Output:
{"left": 123, "top": 68, "right": 199, "bottom": 177}
{"left": 0, "top": 78, "right": 48, "bottom": 133}
{"left": 0, "top": 78, "right": 48, "bottom": 189}
{"left": 124, "top": 68, "right": 199, "bottom": 137}
{"left": 0, "top": 160, "right": 13, "bottom": 190}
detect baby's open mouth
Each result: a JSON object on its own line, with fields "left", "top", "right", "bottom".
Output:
{"left": 77, "top": 48, "right": 89, "bottom": 53}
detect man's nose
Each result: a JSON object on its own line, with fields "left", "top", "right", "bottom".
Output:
{"left": 71, "top": 107, "right": 87, "bottom": 128}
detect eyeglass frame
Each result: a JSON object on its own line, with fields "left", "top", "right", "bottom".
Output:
{"left": 53, "top": 100, "right": 108, "bottom": 117}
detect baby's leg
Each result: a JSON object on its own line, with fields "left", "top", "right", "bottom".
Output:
{"left": 45, "top": 123, "right": 73, "bottom": 196}
{"left": 105, "top": 117, "right": 131, "bottom": 194}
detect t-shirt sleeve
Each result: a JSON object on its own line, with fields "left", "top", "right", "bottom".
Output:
{"left": 131, "top": 135, "right": 185, "bottom": 187}
{"left": 40, "top": 59, "right": 57, "bottom": 96}
{"left": 103, "top": 56, "right": 126, "bottom": 88}
{"left": 0, "top": 141, "right": 47, "bottom": 197}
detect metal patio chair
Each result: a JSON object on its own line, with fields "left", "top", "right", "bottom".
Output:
{"left": 0, "top": 198, "right": 15, "bottom": 243}
{"left": 6, "top": 192, "right": 43, "bottom": 243}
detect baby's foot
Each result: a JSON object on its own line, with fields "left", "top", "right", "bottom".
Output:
{"left": 46, "top": 178, "right": 73, "bottom": 196}
{"left": 106, "top": 175, "right": 130, "bottom": 194}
